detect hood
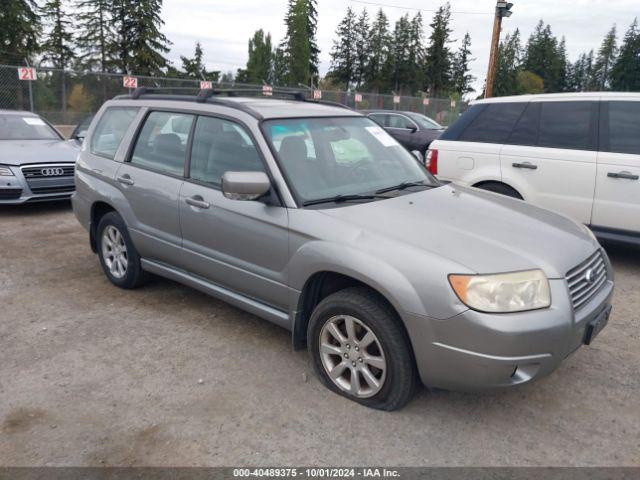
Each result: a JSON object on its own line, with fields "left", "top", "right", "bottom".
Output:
{"left": 0, "top": 140, "right": 80, "bottom": 166}
{"left": 319, "top": 184, "right": 598, "bottom": 279}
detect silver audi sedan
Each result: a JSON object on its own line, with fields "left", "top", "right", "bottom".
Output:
{"left": 0, "top": 110, "right": 80, "bottom": 204}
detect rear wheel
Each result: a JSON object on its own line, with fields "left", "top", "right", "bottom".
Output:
{"left": 96, "top": 212, "right": 148, "bottom": 289}
{"left": 308, "top": 287, "right": 417, "bottom": 411}
{"left": 475, "top": 181, "right": 523, "bottom": 200}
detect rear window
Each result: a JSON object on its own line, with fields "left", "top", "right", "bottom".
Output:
{"left": 458, "top": 103, "right": 526, "bottom": 144}
{"left": 91, "top": 107, "right": 139, "bottom": 159}
{"left": 601, "top": 101, "right": 640, "bottom": 156}
{"left": 538, "top": 101, "right": 595, "bottom": 150}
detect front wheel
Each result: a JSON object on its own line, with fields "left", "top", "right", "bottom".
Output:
{"left": 308, "top": 287, "right": 418, "bottom": 411}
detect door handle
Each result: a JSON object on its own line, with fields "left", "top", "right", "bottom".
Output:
{"left": 512, "top": 162, "right": 538, "bottom": 170}
{"left": 116, "top": 175, "right": 135, "bottom": 186}
{"left": 607, "top": 171, "right": 639, "bottom": 180}
{"left": 185, "top": 196, "right": 211, "bottom": 209}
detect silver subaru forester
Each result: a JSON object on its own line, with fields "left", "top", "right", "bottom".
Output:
{"left": 72, "top": 90, "right": 614, "bottom": 410}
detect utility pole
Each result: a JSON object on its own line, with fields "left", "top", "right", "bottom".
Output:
{"left": 485, "top": 1, "right": 514, "bottom": 98}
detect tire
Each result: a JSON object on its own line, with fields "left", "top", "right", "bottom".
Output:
{"left": 96, "top": 211, "right": 149, "bottom": 289}
{"left": 475, "top": 182, "right": 523, "bottom": 200}
{"left": 308, "top": 287, "right": 418, "bottom": 411}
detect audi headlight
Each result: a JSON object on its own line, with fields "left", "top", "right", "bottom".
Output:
{"left": 449, "top": 269, "right": 551, "bottom": 313}
{"left": 0, "top": 166, "right": 14, "bottom": 176}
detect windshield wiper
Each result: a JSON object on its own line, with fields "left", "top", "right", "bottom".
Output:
{"left": 302, "top": 194, "right": 390, "bottom": 207}
{"left": 375, "top": 180, "right": 430, "bottom": 194}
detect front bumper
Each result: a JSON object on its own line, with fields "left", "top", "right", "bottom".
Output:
{"left": 403, "top": 276, "right": 614, "bottom": 392}
{"left": 0, "top": 164, "right": 75, "bottom": 204}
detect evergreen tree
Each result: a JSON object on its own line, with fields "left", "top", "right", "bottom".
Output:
{"left": 238, "top": 30, "right": 273, "bottom": 84}
{"left": 112, "top": 0, "right": 170, "bottom": 75}
{"left": 390, "top": 14, "right": 412, "bottom": 92}
{"left": 424, "top": 2, "right": 453, "bottom": 97}
{"left": 41, "top": 0, "right": 75, "bottom": 69}
{"left": 272, "top": 47, "right": 288, "bottom": 85}
{"left": 364, "top": 9, "right": 392, "bottom": 92}
{"left": 353, "top": 9, "right": 371, "bottom": 89}
{"left": 406, "top": 12, "right": 425, "bottom": 93}
{"left": 523, "top": 21, "right": 566, "bottom": 92}
{"left": 592, "top": 25, "right": 619, "bottom": 90}
{"left": 180, "top": 42, "right": 218, "bottom": 81}
{"left": 328, "top": 7, "right": 357, "bottom": 88}
{"left": 280, "top": 0, "right": 316, "bottom": 86}
{"left": 452, "top": 32, "right": 475, "bottom": 96}
{"left": 611, "top": 18, "right": 640, "bottom": 91}
{"left": 494, "top": 30, "right": 522, "bottom": 96}
{"left": 0, "top": 0, "right": 41, "bottom": 65}
{"left": 76, "top": 0, "right": 114, "bottom": 72}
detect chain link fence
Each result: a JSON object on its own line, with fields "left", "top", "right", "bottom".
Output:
{"left": 0, "top": 64, "right": 467, "bottom": 130}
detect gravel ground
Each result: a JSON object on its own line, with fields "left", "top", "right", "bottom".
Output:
{"left": 0, "top": 202, "right": 638, "bottom": 467}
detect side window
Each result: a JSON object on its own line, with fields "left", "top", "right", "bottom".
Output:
{"left": 459, "top": 103, "right": 526, "bottom": 144}
{"left": 506, "top": 102, "right": 540, "bottom": 146}
{"left": 602, "top": 101, "right": 640, "bottom": 155}
{"left": 388, "top": 115, "right": 414, "bottom": 129}
{"left": 369, "top": 114, "right": 386, "bottom": 127}
{"left": 189, "top": 116, "right": 264, "bottom": 186}
{"left": 90, "top": 107, "right": 139, "bottom": 159}
{"left": 539, "top": 101, "right": 594, "bottom": 150}
{"left": 130, "top": 111, "right": 194, "bottom": 176}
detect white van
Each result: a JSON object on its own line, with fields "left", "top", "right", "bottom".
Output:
{"left": 428, "top": 92, "right": 640, "bottom": 246}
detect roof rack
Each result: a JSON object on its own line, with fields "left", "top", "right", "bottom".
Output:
{"left": 113, "top": 86, "right": 354, "bottom": 119}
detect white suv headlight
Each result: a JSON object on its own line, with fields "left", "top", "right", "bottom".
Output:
{"left": 0, "top": 166, "right": 14, "bottom": 176}
{"left": 449, "top": 269, "right": 551, "bottom": 313}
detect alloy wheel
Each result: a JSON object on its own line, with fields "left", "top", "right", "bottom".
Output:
{"left": 101, "top": 225, "right": 128, "bottom": 279}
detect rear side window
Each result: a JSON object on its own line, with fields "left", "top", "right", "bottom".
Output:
{"left": 189, "top": 116, "right": 264, "bottom": 186}
{"left": 539, "top": 101, "right": 595, "bottom": 150}
{"left": 91, "top": 107, "right": 139, "bottom": 159}
{"left": 601, "top": 101, "right": 640, "bottom": 155}
{"left": 459, "top": 103, "right": 526, "bottom": 144}
{"left": 438, "top": 104, "right": 484, "bottom": 141}
{"left": 130, "top": 111, "right": 194, "bottom": 176}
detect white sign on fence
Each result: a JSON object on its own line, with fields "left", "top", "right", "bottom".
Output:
{"left": 313, "top": 89, "right": 322, "bottom": 100}
{"left": 123, "top": 76, "right": 138, "bottom": 89}
{"left": 422, "top": 97, "right": 430, "bottom": 106}
{"left": 451, "top": 100, "right": 457, "bottom": 108}
{"left": 393, "top": 95, "right": 400, "bottom": 104}
{"left": 354, "top": 93, "right": 362, "bottom": 103}
{"left": 200, "top": 81, "right": 213, "bottom": 90}
{"left": 262, "top": 85, "right": 273, "bottom": 96}
{"left": 18, "top": 67, "right": 37, "bottom": 81}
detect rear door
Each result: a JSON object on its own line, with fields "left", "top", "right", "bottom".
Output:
{"left": 179, "top": 115, "right": 290, "bottom": 311}
{"left": 592, "top": 99, "right": 640, "bottom": 234}
{"left": 500, "top": 100, "right": 598, "bottom": 224}
{"left": 115, "top": 110, "right": 194, "bottom": 262}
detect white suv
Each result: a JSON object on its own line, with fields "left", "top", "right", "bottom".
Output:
{"left": 428, "top": 92, "right": 640, "bottom": 246}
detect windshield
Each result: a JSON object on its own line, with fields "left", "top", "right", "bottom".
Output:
{"left": 0, "top": 114, "right": 60, "bottom": 140}
{"left": 407, "top": 113, "right": 443, "bottom": 130}
{"left": 263, "top": 116, "right": 438, "bottom": 205}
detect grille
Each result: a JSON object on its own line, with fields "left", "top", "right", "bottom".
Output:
{"left": 566, "top": 250, "right": 608, "bottom": 310}
{"left": 29, "top": 185, "right": 75, "bottom": 195}
{"left": 21, "top": 164, "right": 75, "bottom": 178}
{"left": 0, "top": 188, "right": 23, "bottom": 200}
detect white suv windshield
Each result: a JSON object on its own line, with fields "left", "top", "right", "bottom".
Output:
{"left": 264, "top": 116, "right": 438, "bottom": 204}
{"left": 0, "top": 114, "right": 60, "bottom": 140}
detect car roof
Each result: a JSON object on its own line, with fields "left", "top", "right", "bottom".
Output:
{"left": 364, "top": 110, "right": 417, "bottom": 115}
{"left": 472, "top": 92, "right": 640, "bottom": 105}
{"left": 108, "top": 94, "right": 362, "bottom": 120}
{"left": 0, "top": 109, "right": 39, "bottom": 117}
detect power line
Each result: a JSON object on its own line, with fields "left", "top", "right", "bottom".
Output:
{"left": 347, "top": 0, "right": 493, "bottom": 15}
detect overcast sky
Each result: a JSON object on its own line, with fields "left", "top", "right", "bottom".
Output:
{"left": 162, "top": 0, "right": 639, "bottom": 94}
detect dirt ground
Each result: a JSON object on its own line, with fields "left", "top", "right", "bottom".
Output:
{"left": 1, "top": 202, "right": 638, "bottom": 467}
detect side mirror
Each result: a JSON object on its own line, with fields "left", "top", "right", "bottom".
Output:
{"left": 222, "top": 171, "right": 271, "bottom": 201}
{"left": 411, "top": 150, "right": 424, "bottom": 163}
{"left": 408, "top": 125, "right": 418, "bottom": 133}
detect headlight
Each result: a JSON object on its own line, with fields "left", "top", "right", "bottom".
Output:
{"left": 449, "top": 269, "right": 551, "bottom": 313}
{"left": 0, "top": 166, "right": 14, "bottom": 176}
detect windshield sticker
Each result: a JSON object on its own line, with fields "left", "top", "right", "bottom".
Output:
{"left": 365, "top": 126, "right": 397, "bottom": 147}
{"left": 23, "top": 117, "right": 46, "bottom": 126}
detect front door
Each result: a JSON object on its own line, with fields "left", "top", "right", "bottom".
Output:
{"left": 179, "top": 115, "right": 290, "bottom": 311}
{"left": 592, "top": 100, "right": 640, "bottom": 233}
{"left": 115, "top": 110, "right": 195, "bottom": 262}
